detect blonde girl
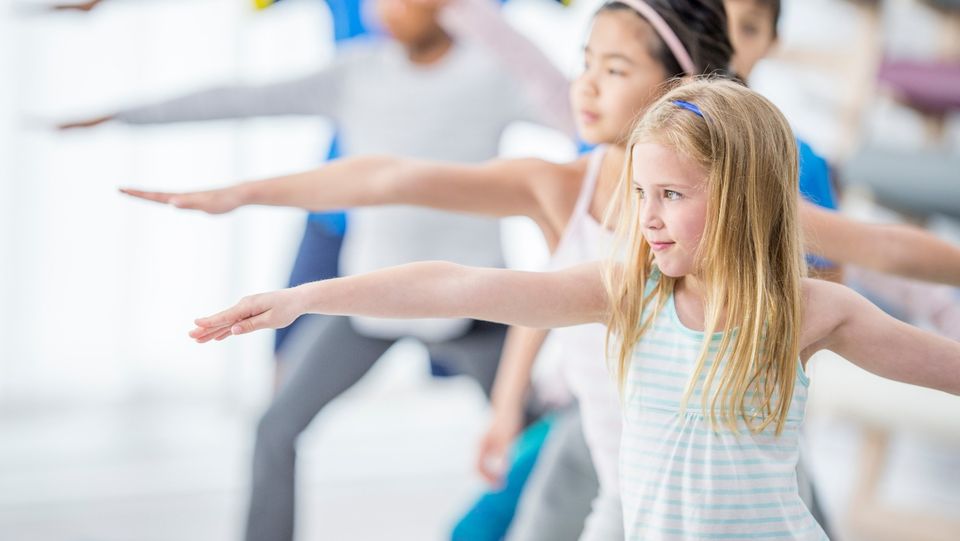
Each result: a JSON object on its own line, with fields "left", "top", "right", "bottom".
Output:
{"left": 122, "top": 3, "right": 960, "bottom": 538}
{"left": 185, "top": 79, "right": 960, "bottom": 540}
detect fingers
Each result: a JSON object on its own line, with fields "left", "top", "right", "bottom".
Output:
{"left": 190, "top": 324, "right": 233, "bottom": 343}
{"left": 228, "top": 312, "right": 275, "bottom": 335}
{"left": 119, "top": 188, "right": 177, "bottom": 205}
{"left": 119, "top": 189, "right": 218, "bottom": 213}
{"left": 191, "top": 296, "right": 279, "bottom": 343}
{"left": 212, "top": 328, "right": 234, "bottom": 341}
{"left": 168, "top": 193, "right": 210, "bottom": 211}
{"left": 194, "top": 301, "right": 259, "bottom": 330}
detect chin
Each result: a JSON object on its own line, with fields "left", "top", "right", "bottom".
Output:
{"left": 576, "top": 126, "right": 611, "bottom": 146}
{"left": 653, "top": 259, "right": 689, "bottom": 278}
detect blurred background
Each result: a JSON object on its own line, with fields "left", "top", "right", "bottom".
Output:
{"left": 1, "top": 0, "right": 958, "bottom": 539}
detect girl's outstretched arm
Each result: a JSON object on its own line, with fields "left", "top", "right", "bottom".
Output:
{"left": 800, "top": 201, "right": 960, "bottom": 286}
{"left": 190, "top": 261, "right": 608, "bottom": 342}
{"left": 121, "top": 155, "right": 565, "bottom": 223}
{"left": 802, "top": 279, "right": 960, "bottom": 396}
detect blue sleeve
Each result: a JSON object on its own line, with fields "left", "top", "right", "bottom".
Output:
{"left": 797, "top": 138, "right": 838, "bottom": 269}
{"left": 797, "top": 138, "right": 837, "bottom": 210}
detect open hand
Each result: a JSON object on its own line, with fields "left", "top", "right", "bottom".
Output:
{"left": 119, "top": 187, "right": 244, "bottom": 215}
{"left": 190, "top": 289, "right": 305, "bottom": 343}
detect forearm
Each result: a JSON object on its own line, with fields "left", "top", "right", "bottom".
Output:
{"left": 234, "top": 155, "right": 403, "bottom": 211}
{"left": 801, "top": 203, "right": 960, "bottom": 286}
{"left": 489, "top": 326, "right": 550, "bottom": 413}
{"left": 296, "top": 261, "right": 604, "bottom": 328}
{"left": 867, "top": 224, "right": 960, "bottom": 286}
{"left": 115, "top": 76, "right": 332, "bottom": 125}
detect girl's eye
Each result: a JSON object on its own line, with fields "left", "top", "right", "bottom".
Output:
{"left": 664, "top": 190, "right": 683, "bottom": 200}
{"left": 607, "top": 68, "right": 626, "bottom": 77}
{"left": 740, "top": 24, "right": 759, "bottom": 37}
{"left": 634, "top": 186, "right": 645, "bottom": 198}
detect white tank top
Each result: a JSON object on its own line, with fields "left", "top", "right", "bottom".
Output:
{"left": 543, "top": 146, "right": 623, "bottom": 494}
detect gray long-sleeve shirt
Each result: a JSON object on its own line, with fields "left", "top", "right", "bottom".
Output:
{"left": 117, "top": 38, "right": 564, "bottom": 341}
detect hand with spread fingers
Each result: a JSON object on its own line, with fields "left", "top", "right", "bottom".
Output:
{"left": 190, "top": 289, "right": 305, "bottom": 343}
{"left": 119, "top": 187, "right": 245, "bottom": 215}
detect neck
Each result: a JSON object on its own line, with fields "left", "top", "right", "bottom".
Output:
{"left": 677, "top": 274, "right": 705, "bottom": 301}
{"left": 404, "top": 28, "right": 453, "bottom": 65}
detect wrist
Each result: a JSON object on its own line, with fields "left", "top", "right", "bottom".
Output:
{"left": 491, "top": 396, "right": 524, "bottom": 420}
{"left": 232, "top": 182, "right": 255, "bottom": 207}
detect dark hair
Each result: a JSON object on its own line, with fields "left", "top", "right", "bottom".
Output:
{"left": 598, "top": 0, "right": 734, "bottom": 79}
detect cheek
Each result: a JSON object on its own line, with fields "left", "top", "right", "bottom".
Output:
{"left": 673, "top": 204, "right": 709, "bottom": 248}
{"left": 616, "top": 79, "right": 657, "bottom": 121}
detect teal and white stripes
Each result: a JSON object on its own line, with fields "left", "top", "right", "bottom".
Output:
{"left": 619, "top": 272, "right": 826, "bottom": 540}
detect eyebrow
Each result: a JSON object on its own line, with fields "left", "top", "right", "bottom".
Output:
{"left": 584, "top": 46, "right": 637, "bottom": 65}
{"left": 632, "top": 180, "right": 692, "bottom": 190}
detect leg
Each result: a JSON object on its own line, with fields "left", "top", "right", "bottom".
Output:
{"left": 245, "top": 316, "right": 393, "bottom": 541}
{"left": 506, "top": 406, "right": 599, "bottom": 541}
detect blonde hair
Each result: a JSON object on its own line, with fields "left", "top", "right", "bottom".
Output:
{"left": 604, "top": 78, "right": 805, "bottom": 435}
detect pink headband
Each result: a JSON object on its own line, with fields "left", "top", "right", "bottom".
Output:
{"left": 610, "top": 0, "right": 697, "bottom": 76}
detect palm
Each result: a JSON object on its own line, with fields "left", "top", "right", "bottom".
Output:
{"left": 120, "top": 188, "right": 240, "bottom": 215}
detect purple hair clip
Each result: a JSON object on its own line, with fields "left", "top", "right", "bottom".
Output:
{"left": 673, "top": 100, "right": 704, "bottom": 118}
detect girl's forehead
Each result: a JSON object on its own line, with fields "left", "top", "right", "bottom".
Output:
{"left": 587, "top": 9, "right": 658, "bottom": 62}
{"left": 631, "top": 142, "right": 707, "bottom": 187}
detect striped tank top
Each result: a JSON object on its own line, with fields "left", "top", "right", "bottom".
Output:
{"left": 620, "top": 270, "right": 828, "bottom": 540}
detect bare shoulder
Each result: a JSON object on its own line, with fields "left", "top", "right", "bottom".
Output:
{"left": 799, "top": 278, "right": 869, "bottom": 356}
{"left": 525, "top": 156, "right": 590, "bottom": 248}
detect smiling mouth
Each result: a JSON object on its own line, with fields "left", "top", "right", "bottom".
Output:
{"left": 648, "top": 241, "right": 675, "bottom": 252}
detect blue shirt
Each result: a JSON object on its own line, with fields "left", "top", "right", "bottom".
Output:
{"left": 797, "top": 138, "right": 838, "bottom": 269}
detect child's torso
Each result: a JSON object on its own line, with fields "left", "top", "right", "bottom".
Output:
{"left": 620, "top": 273, "right": 826, "bottom": 541}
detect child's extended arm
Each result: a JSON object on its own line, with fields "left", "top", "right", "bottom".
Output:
{"left": 803, "top": 279, "right": 960, "bottom": 395}
{"left": 476, "top": 326, "right": 550, "bottom": 482}
{"left": 121, "top": 155, "right": 570, "bottom": 230}
{"left": 190, "top": 261, "right": 608, "bottom": 342}
{"left": 800, "top": 201, "right": 960, "bottom": 286}
{"left": 60, "top": 70, "right": 344, "bottom": 130}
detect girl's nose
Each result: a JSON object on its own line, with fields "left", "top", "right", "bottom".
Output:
{"left": 574, "top": 72, "right": 599, "bottom": 98}
{"left": 639, "top": 200, "right": 663, "bottom": 230}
